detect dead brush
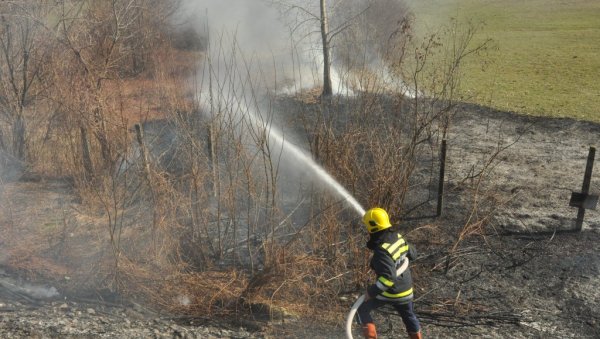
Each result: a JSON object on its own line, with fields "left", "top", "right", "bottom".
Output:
{"left": 116, "top": 263, "right": 250, "bottom": 317}
{"left": 415, "top": 293, "right": 523, "bottom": 327}
{"left": 3, "top": 245, "right": 70, "bottom": 282}
{"left": 0, "top": 204, "right": 69, "bottom": 281}
{"left": 242, "top": 249, "right": 345, "bottom": 321}
{"left": 0, "top": 4, "right": 514, "bottom": 334}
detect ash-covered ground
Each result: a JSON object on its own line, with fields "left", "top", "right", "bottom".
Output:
{"left": 268, "top": 104, "right": 600, "bottom": 338}
{"left": 1, "top": 103, "right": 599, "bottom": 338}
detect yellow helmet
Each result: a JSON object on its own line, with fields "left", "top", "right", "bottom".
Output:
{"left": 362, "top": 207, "right": 392, "bottom": 233}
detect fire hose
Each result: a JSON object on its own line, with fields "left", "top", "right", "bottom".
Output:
{"left": 345, "top": 258, "right": 409, "bottom": 339}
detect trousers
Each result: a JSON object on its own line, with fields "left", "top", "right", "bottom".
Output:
{"left": 357, "top": 299, "right": 420, "bottom": 333}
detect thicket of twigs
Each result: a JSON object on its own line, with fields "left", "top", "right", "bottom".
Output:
{"left": 0, "top": 0, "right": 496, "bottom": 323}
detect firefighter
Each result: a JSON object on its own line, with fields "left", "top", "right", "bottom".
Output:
{"left": 358, "top": 207, "right": 422, "bottom": 339}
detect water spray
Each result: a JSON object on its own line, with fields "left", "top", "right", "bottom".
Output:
{"left": 228, "top": 99, "right": 366, "bottom": 218}
{"left": 254, "top": 119, "right": 365, "bottom": 217}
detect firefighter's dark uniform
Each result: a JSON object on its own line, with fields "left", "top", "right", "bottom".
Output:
{"left": 357, "top": 228, "right": 420, "bottom": 334}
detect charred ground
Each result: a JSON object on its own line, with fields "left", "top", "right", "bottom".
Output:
{"left": 1, "top": 102, "right": 599, "bottom": 338}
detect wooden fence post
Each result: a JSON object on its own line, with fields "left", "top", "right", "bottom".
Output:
{"left": 569, "top": 146, "right": 597, "bottom": 231}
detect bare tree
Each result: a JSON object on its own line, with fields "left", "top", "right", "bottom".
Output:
{"left": 268, "top": 0, "right": 351, "bottom": 97}
{"left": 47, "top": 0, "right": 172, "bottom": 181}
{"left": 270, "top": 0, "right": 411, "bottom": 97}
{"left": 0, "top": 2, "right": 52, "bottom": 161}
{"left": 318, "top": 0, "right": 333, "bottom": 96}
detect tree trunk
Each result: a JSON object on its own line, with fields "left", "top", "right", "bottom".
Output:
{"left": 94, "top": 109, "right": 112, "bottom": 169}
{"left": 12, "top": 115, "right": 26, "bottom": 160}
{"left": 320, "top": 0, "right": 333, "bottom": 97}
{"left": 80, "top": 125, "right": 94, "bottom": 181}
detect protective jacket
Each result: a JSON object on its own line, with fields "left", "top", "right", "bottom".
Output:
{"left": 366, "top": 228, "right": 416, "bottom": 303}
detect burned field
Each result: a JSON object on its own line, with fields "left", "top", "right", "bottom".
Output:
{"left": 1, "top": 0, "right": 597, "bottom": 338}
{"left": 1, "top": 101, "right": 599, "bottom": 338}
{"left": 397, "top": 105, "right": 600, "bottom": 338}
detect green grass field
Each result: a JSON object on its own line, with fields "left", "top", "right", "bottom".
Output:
{"left": 409, "top": 0, "right": 600, "bottom": 122}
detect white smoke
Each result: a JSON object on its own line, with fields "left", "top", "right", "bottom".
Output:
{"left": 178, "top": 0, "right": 287, "bottom": 53}
{"left": 174, "top": 0, "right": 376, "bottom": 95}
{"left": 176, "top": 294, "right": 191, "bottom": 306}
{"left": 175, "top": 0, "right": 367, "bottom": 216}
{"left": 21, "top": 283, "right": 60, "bottom": 299}
{"left": 176, "top": 0, "right": 318, "bottom": 93}
{"left": 0, "top": 277, "right": 60, "bottom": 299}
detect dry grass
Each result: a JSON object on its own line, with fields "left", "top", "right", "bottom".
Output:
{"left": 412, "top": 0, "right": 600, "bottom": 122}
{"left": 114, "top": 49, "right": 202, "bottom": 125}
{"left": 3, "top": 246, "right": 70, "bottom": 281}
{"left": 0, "top": 2, "right": 505, "bottom": 329}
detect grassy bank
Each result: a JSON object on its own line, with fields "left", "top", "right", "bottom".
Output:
{"left": 409, "top": 0, "right": 600, "bottom": 122}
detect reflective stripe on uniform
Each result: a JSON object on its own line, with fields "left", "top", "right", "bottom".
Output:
{"left": 376, "top": 280, "right": 389, "bottom": 291}
{"left": 382, "top": 234, "right": 409, "bottom": 261}
{"left": 381, "top": 287, "right": 413, "bottom": 299}
{"left": 392, "top": 245, "right": 409, "bottom": 260}
{"left": 374, "top": 233, "right": 413, "bottom": 302}
{"left": 376, "top": 294, "right": 413, "bottom": 303}
{"left": 386, "top": 238, "right": 405, "bottom": 254}
{"left": 378, "top": 276, "right": 394, "bottom": 288}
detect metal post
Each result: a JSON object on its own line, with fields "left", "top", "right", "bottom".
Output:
{"left": 575, "top": 147, "right": 596, "bottom": 231}
{"left": 437, "top": 139, "right": 447, "bottom": 217}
